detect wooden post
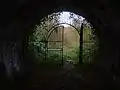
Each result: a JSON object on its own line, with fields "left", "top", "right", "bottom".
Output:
{"left": 61, "top": 26, "right": 64, "bottom": 67}
{"left": 79, "top": 23, "right": 84, "bottom": 64}
{"left": 45, "top": 40, "right": 48, "bottom": 61}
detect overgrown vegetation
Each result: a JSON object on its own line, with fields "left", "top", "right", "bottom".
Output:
{"left": 28, "top": 11, "right": 99, "bottom": 66}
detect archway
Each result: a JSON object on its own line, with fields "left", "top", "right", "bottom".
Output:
{"left": 1, "top": 0, "right": 120, "bottom": 89}
{"left": 28, "top": 11, "right": 98, "bottom": 66}
{"left": 46, "top": 24, "right": 81, "bottom": 66}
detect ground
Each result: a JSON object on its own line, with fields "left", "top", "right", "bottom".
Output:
{"left": 4, "top": 62, "right": 117, "bottom": 90}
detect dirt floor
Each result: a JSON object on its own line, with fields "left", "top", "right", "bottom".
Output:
{"left": 2, "top": 63, "right": 117, "bottom": 90}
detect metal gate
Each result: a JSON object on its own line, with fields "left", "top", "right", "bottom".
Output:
{"left": 28, "top": 11, "right": 98, "bottom": 65}
{"left": 46, "top": 25, "right": 64, "bottom": 64}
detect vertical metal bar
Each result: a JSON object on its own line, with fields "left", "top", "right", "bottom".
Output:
{"left": 45, "top": 40, "right": 48, "bottom": 60}
{"left": 61, "top": 26, "right": 64, "bottom": 66}
{"left": 45, "top": 41, "right": 46, "bottom": 60}
{"left": 79, "top": 23, "right": 84, "bottom": 64}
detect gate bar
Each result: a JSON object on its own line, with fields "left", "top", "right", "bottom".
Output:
{"left": 61, "top": 26, "right": 64, "bottom": 66}
{"left": 79, "top": 23, "right": 84, "bottom": 64}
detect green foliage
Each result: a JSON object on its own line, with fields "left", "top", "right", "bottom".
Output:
{"left": 82, "top": 24, "right": 99, "bottom": 63}
{"left": 28, "top": 13, "right": 62, "bottom": 65}
{"left": 28, "top": 12, "right": 99, "bottom": 65}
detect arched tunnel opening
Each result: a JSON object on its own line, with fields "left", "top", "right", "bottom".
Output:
{"left": 27, "top": 11, "right": 99, "bottom": 68}
{"left": 0, "top": 0, "right": 120, "bottom": 90}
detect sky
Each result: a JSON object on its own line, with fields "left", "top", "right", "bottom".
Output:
{"left": 59, "top": 11, "right": 84, "bottom": 27}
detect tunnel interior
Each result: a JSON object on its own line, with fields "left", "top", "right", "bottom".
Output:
{"left": 0, "top": 0, "right": 120, "bottom": 89}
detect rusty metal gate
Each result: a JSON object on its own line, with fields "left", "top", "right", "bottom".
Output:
{"left": 45, "top": 23, "right": 84, "bottom": 65}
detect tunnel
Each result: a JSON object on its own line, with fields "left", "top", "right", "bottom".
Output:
{"left": 0, "top": 0, "right": 120, "bottom": 89}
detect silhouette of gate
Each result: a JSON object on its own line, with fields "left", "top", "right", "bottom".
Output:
{"left": 28, "top": 11, "right": 97, "bottom": 65}
{"left": 46, "top": 25, "right": 64, "bottom": 65}
{"left": 45, "top": 23, "right": 84, "bottom": 65}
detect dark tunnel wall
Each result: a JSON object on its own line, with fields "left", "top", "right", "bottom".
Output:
{"left": 0, "top": 0, "right": 120, "bottom": 77}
